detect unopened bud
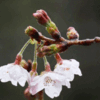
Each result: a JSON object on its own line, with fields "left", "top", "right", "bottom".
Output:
{"left": 46, "top": 22, "right": 57, "bottom": 32}
{"left": 25, "top": 26, "right": 41, "bottom": 42}
{"left": 37, "top": 42, "right": 68, "bottom": 56}
{"left": 33, "top": 13, "right": 49, "bottom": 26}
{"left": 47, "top": 27, "right": 61, "bottom": 40}
{"left": 46, "top": 22, "right": 61, "bottom": 40}
{"left": 67, "top": 27, "right": 79, "bottom": 40}
{"left": 37, "top": 44, "right": 60, "bottom": 57}
{"left": 20, "top": 59, "right": 32, "bottom": 72}
{"left": 27, "top": 60, "right": 32, "bottom": 72}
{"left": 20, "top": 59, "right": 28, "bottom": 68}
{"left": 36, "top": 9, "right": 51, "bottom": 21}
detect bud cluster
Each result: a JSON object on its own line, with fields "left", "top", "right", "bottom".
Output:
{"left": 25, "top": 9, "right": 100, "bottom": 57}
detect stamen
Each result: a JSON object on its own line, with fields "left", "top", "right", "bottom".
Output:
{"left": 44, "top": 77, "right": 56, "bottom": 86}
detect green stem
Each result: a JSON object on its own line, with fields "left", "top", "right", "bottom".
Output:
{"left": 43, "top": 56, "right": 48, "bottom": 65}
{"left": 18, "top": 39, "right": 31, "bottom": 56}
{"left": 43, "top": 56, "right": 51, "bottom": 71}
{"left": 33, "top": 43, "right": 37, "bottom": 63}
{"left": 31, "top": 43, "right": 38, "bottom": 72}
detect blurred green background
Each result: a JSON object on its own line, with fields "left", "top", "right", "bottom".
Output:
{"left": 0, "top": 0, "right": 100, "bottom": 100}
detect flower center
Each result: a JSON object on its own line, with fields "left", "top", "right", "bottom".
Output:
{"left": 44, "top": 76, "right": 56, "bottom": 86}
{"left": 64, "top": 68, "right": 70, "bottom": 71}
{"left": 57, "top": 67, "right": 70, "bottom": 71}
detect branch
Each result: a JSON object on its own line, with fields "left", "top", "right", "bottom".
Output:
{"left": 67, "top": 37, "right": 100, "bottom": 46}
{"left": 37, "top": 37, "right": 100, "bottom": 57}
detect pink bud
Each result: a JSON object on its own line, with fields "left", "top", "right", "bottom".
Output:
{"left": 67, "top": 27, "right": 75, "bottom": 31}
{"left": 36, "top": 9, "right": 50, "bottom": 21}
{"left": 25, "top": 26, "right": 41, "bottom": 42}
{"left": 67, "top": 27, "right": 79, "bottom": 40}
{"left": 33, "top": 12, "right": 48, "bottom": 26}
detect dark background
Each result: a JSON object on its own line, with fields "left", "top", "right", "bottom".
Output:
{"left": 0, "top": 0, "right": 100, "bottom": 100}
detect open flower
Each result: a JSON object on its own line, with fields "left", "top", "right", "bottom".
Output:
{"left": 54, "top": 59, "right": 82, "bottom": 82}
{"left": 28, "top": 71, "right": 70, "bottom": 99}
{"left": 0, "top": 63, "right": 29, "bottom": 87}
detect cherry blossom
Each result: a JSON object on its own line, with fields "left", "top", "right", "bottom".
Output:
{"left": 28, "top": 71, "right": 70, "bottom": 99}
{"left": 54, "top": 59, "right": 82, "bottom": 82}
{"left": 0, "top": 63, "right": 29, "bottom": 87}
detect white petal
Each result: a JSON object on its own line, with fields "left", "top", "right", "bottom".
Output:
{"left": 45, "top": 81, "right": 62, "bottom": 98}
{"left": 62, "top": 79, "right": 71, "bottom": 88}
{"left": 71, "top": 66, "right": 82, "bottom": 76}
{"left": 70, "top": 59, "right": 79, "bottom": 67}
{"left": 29, "top": 83, "right": 44, "bottom": 95}
{"left": 54, "top": 59, "right": 82, "bottom": 83}
{"left": 11, "top": 80, "right": 17, "bottom": 86}
{"left": 18, "top": 77, "right": 26, "bottom": 87}
{"left": 0, "top": 63, "right": 29, "bottom": 87}
{"left": 30, "top": 76, "right": 40, "bottom": 86}
{"left": 1, "top": 78, "right": 9, "bottom": 82}
{"left": 45, "top": 88, "right": 55, "bottom": 98}
{"left": 64, "top": 71, "right": 74, "bottom": 81}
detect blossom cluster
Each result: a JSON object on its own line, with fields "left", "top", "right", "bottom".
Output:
{"left": 0, "top": 54, "right": 82, "bottom": 99}
{"left": 1, "top": 9, "right": 99, "bottom": 100}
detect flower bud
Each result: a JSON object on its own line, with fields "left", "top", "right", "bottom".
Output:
{"left": 67, "top": 27, "right": 79, "bottom": 40}
{"left": 46, "top": 22, "right": 57, "bottom": 32}
{"left": 37, "top": 42, "right": 68, "bottom": 57}
{"left": 20, "top": 59, "right": 28, "bottom": 68}
{"left": 27, "top": 60, "right": 32, "bottom": 72}
{"left": 20, "top": 59, "right": 32, "bottom": 72}
{"left": 47, "top": 27, "right": 61, "bottom": 40}
{"left": 36, "top": 9, "right": 51, "bottom": 21}
{"left": 46, "top": 21, "right": 61, "bottom": 40}
{"left": 37, "top": 44, "right": 60, "bottom": 57}
{"left": 33, "top": 12, "right": 49, "bottom": 26}
{"left": 25, "top": 26, "right": 41, "bottom": 43}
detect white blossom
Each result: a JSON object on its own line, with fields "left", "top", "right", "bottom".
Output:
{"left": 28, "top": 71, "right": 70, "bottom": 99}
{"left": 0, "top": 63, "right": 29, "bottom": 87}
{"left": 54, "top": 59, "right": 82, "bottom": 82}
